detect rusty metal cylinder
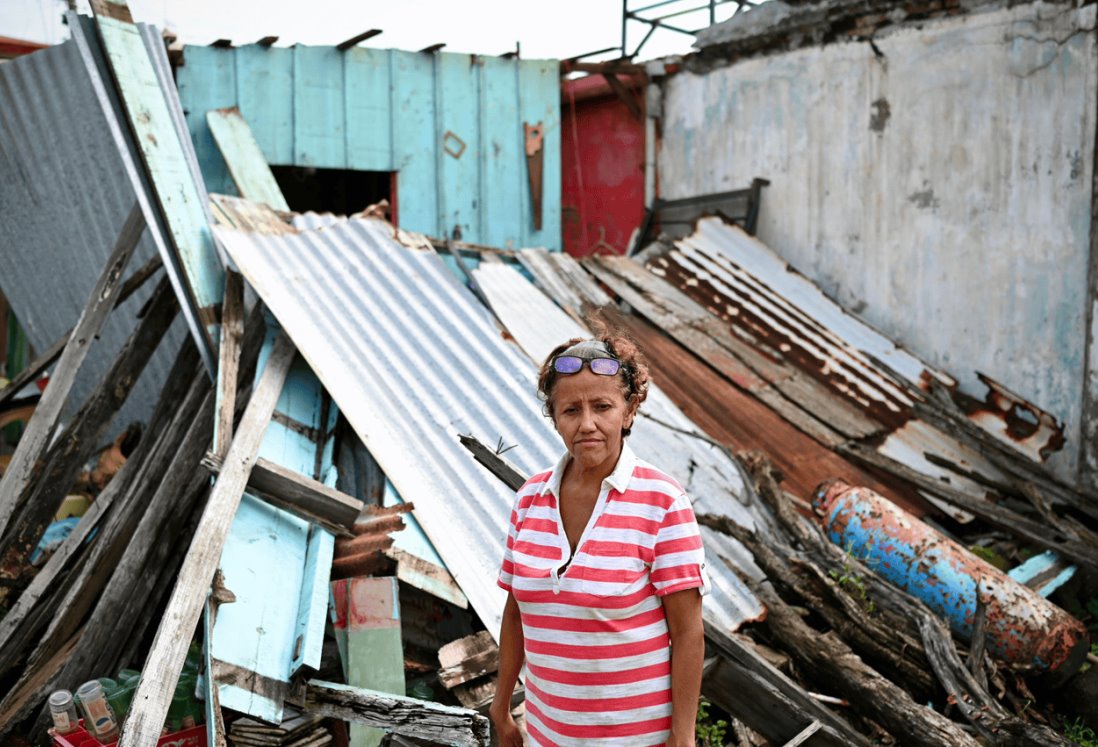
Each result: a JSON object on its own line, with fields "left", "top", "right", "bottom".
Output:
{"left": 813, "top": 480, "right": 1088, "bottom": 673}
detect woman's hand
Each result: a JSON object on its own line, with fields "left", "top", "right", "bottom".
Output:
{"left": 489, "top": 702, "right": 524, "bottom": 747}
{"left": 665, "top": 727, "right": 695, "bottom": 747}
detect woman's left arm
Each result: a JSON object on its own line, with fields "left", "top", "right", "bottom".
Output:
{"left": 663, "top": 587, "right": 705, "bottom": 747}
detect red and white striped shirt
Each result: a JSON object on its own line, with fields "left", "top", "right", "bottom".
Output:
{"left": 498, "top": 444, "right": 710, "bottom": 747}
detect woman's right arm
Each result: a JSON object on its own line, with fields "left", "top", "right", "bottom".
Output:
{"left": 489, "top": 591, "right": 525, "bottom": 746}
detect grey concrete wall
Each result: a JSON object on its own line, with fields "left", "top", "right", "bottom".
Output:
{"left": 658, "top": 2, "right": 1098, "bottom": 483}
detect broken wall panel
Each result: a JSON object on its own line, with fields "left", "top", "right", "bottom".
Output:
{"left": 0, "top": 28, "right": 186, "bottom": 442}
{"left": 178, "top": 45, "right": 561, "bottom": 249}
{"left": 213, "top": 331, "right": 337, "bottom": 723}
{"left": 659, "top": 1, "right": 1098, "bottom": 484}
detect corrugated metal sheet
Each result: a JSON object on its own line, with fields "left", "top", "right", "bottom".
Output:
{"left": 473, "top": 261, "right": 768, "bottom": 629}
{"left": 649, "top": 218, "right": 1061, "bottom": 479}
{"left": 180, "top": 45, "right": 561, "bottom": 251}
{"left": 216, "top": 217, "right": 563, "bottom": 638}
{"left": 0, "top": 28, "right": 185, "bottom": 439}
{"left": 218, "top": 214, "right": 770, "bottom": 640}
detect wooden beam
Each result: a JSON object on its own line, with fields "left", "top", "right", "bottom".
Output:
{"left": 0, "top": 340, "right": 201, "bottom": 681}
{"left": 0, "top": 254, "right": 162, "bottom": 410}
{"left": 214, "top": 270, "right": 244, "bottom": 458}
{"left": 419, "top": 43, "right": 446, "bottom": 54}
{"left": 119, "top": 331, "right": 296, "bottom": 745}
{"left": 336, "top": 29, "right": 381, "bottom": 50}
{"left": 256, "top": 35, "right": 278, "bottom": 46}
{"left": 202, "top": 453, "right": 363, "bottom": 533}
{"left": 457, "top": 434, "right": 526, "bottom": 492}
{"left": 210, "top": 38, "right": 232, "bottom": 48}
{"left": 0, "top": 202, "right": 144, "bottom": 538}
{"left": 301, "top": 680, "right": 489, "bottom": 747}
{"left": 0, "top": 278, "right": 178, "bottom": 581}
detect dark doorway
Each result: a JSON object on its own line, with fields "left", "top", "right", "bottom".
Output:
{"left": 271, "top": 166, "right": 395, "bottom": 221}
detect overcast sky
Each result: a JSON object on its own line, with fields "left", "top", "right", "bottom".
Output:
{"left": 1, "top": 0, "right": 742, "bottom": 61}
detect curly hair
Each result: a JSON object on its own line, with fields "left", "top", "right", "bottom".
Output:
{"left": 537, "top": 326, "right": 651, "bottom": 438}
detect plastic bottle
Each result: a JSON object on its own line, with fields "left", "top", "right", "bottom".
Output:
{"left": 47, "top": 689, "right": 80, "bottom": 735}
{"left": 75, "top": 680, "right": 120, "bottom": 743}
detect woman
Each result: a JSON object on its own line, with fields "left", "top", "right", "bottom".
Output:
{"left": 491, "top": 334, "right": 709, "bottom": 747}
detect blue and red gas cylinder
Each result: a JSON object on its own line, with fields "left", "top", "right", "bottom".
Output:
{"left": 813, "top": 480, "right": 1089, "bottom": 674}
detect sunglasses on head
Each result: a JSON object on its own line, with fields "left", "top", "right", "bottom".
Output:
{"left": 552, "top": 355, "right": 622, "bottom": 376}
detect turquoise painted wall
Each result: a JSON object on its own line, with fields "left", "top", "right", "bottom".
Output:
{"left": 178, "top": 45, "right": 561, "bottom": 250}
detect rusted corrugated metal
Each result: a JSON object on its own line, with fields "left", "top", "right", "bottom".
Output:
{"left": 647, "top": 217, "right": 1066, "bottom": 463}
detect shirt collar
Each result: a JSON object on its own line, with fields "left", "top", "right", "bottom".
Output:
{"left": 542, "top": 442, "right": 637, "bottom": 497}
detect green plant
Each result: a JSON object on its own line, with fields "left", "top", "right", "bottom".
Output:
{"left": 1064, "top": 717, "right": 1098, "bottom": 747}
{"left": 696, "top": 698, "right": 728, "bottom": 747}
{"left": 829, "top": 541, "right": 877, "bottom": 614}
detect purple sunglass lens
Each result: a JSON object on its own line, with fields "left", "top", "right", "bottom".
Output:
{"left": 553, "top": 355, "right": 584, "bottom": 374}
{"left": 589, "top": 358, "right": 622, "bottom": 376}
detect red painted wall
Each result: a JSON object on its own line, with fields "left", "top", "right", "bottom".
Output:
{"left": 561, "top": 74, "right": 646, "bottom": 257}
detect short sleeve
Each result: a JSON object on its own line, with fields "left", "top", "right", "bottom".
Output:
{"left": 650, "top": 492, "right": 710, "bottom": 597}
{"left": 497, "top": 501, "right": 520, "bottom": 592}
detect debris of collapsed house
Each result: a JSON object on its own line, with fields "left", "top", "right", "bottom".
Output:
{"left": 1, "top": 0, "right": 1097, "bottom": 745}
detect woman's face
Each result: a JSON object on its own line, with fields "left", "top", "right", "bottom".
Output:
{"left": 550, "top": 369, "right": 637, "bottom": 471}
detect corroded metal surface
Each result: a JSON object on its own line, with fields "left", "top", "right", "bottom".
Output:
{"left": 814, "top": 481, "right": 1089, "bottom": 673}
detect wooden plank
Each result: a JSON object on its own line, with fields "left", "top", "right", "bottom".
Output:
{"left": 0, "top": 339, "right": 201, "bottom": 680}
{"left": 438, "top": 631, "right": 499, "bottom": 690}
{"left": 293, "top": 45, "right": 346, "bottom": 168}
{"left": 291, "top": 525, "right": 334, "bottom": 676}
{"left": 344, "top": 47, "right": 394, "bottom": 172}
{"left": 330, "top": 577, "right": 404, "bottom": 747}
{"left": 301, "top": 680, "right": 489, "bottom": 747}
{"left": 90, "top": 0, "right": 225, "bottom": 355}
{"left": 207, "top": 110, "right": 291, "bottom": 212}
{"left": 29, "top": 355, "right": 210, "bottom": 669}
{"left": 0, "top": 278, "right": 178, "bottom": 581}
{"left": 215, "top": 270, "right": 245, "bottom": 458}
{"left": 337, "top": 29, "right": 382, "bottom": 51}
{"left": 204, "top": 454, "right": 362, "bottom": 532}
{"left": 120, "top": 331, "right": 296, "bottom": 745}
{"left": 0, "top": 254, "right": 163, "bottom": 410}
{"left": 37, "top": 395, "right": 216, "bottom": 728}
{"left": 0, "top": 202, "right": 143, "bottom": 538}
{"left": 456, "top": 434, "right": 525, "bottom": 492}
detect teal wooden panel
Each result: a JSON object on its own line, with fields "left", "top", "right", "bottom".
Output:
{"left": 518, "top": 59, "right": 562, "bottom": 250}
{"left": 94, "top": 4, "right": 225, "bottom": 349}
{"left": 235, "top": 45, "right": 294, "bottom": 166}
{"left": 438, "top": 54, "right": 481, "bottom": 243}
{"left": 294, "top": 46, "right": 345, "bottom": 167}
{"left": 214, "top": 327, "right": 338, "bottom": 722}
{"left": 392, "top": 50, "right": 439, "bottom": 236}
{"left": 177, "top": 46, "right": 238, "bottom": 196}
{"left": 178, "top": 45, "right": 562, "bottom": 250}
{"left": 207, "top": 108, "right": 290, "bottom": 210}
{"left": 479, "top": 57, "right": 523, "bottom": 249}
{"left": 344, "top": 47, "right": 394, "bottom": 172}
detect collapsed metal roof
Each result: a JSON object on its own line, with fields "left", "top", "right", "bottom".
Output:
{"left": 217, "top": 213, "right": 771, "bottom": 637}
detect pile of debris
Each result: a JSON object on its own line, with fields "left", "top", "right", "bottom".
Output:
{"left": 0, "top": 0, "right": 1095, "bottom": 745}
